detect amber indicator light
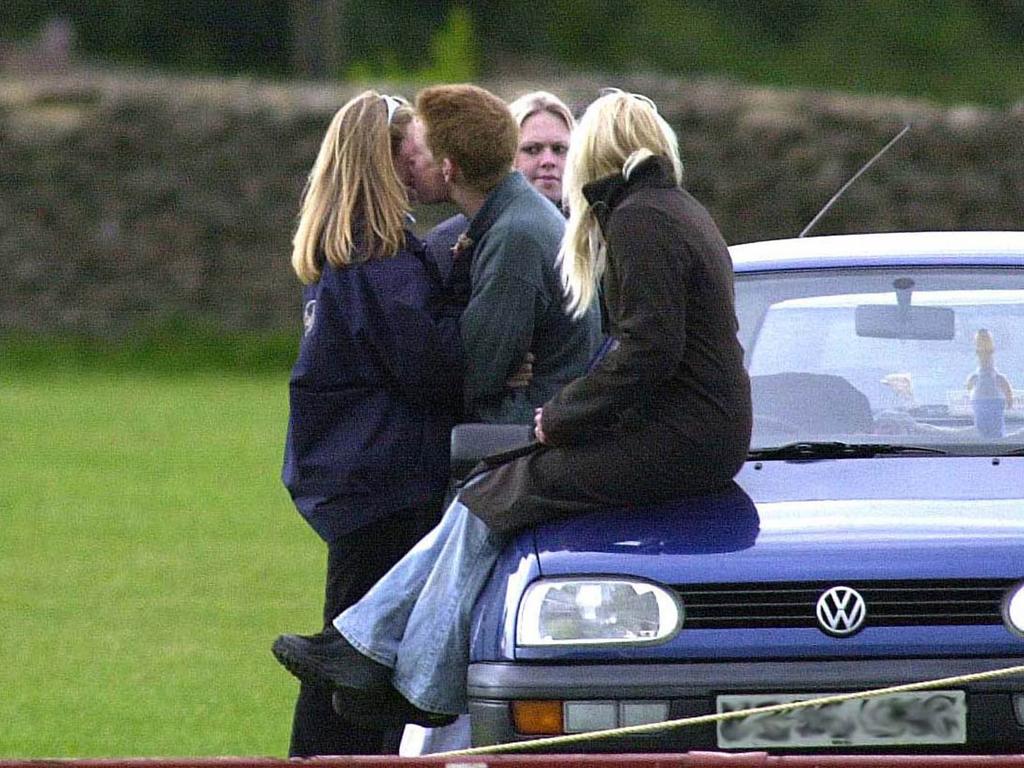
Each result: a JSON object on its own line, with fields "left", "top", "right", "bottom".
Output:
{"left": 511, "top": 699, "right": 564, "bottom": 735}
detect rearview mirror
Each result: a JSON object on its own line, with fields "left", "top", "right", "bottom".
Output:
{"left": 855, "top": 304, "right": 955, "bottom": 340}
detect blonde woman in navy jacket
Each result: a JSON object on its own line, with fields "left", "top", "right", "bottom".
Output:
{"left": 279, "top": 91, "right": 465, "bottom": 758}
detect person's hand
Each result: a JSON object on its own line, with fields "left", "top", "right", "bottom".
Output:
{"left": 506, "top": 353, "right": 535, "bottom": 389}
{"left": 445, "top": 232, "right": 474, "bottom": 305}
{"left": 533, "top": 406, "right": 548, "bottom": 444}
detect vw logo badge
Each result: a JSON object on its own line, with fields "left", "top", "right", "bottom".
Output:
{"left": 816, "top": 586, "right": 867, "bottom": 636}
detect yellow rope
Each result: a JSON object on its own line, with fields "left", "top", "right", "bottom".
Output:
{"left": 437, "top": 662, "right": 1024, "bottom": 756}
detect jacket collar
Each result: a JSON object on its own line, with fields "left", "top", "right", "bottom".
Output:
{"left": 582, "top": 155, "right": 677, "bottom": 232}
{"left": 464, "top": 171, "right": 532, "bottom": 246}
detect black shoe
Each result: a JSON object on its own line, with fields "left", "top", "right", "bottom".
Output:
{"left": 271, "top": 626, "right": 391, "bottom": 691}
{"left": 332, "top": 685, "right": 458, "bottom": 729}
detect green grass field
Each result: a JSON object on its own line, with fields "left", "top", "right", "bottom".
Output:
{"left": 0, "top": 362, "right": 327, "bottom": 757}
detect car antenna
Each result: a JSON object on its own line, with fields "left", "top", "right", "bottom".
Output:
{"left": 799, "top": 124, "right": 911, "bottom": 238}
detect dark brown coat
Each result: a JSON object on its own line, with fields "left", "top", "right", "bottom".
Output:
{"left": 460, "top": 156, "right": 752, "bottom": 532}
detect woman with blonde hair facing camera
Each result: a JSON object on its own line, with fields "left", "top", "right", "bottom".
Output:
{"left": 279, "top": 90, "right": 464, "bottom": 757}
{"left": 507, "top": 90, "right": 574, "bottom": 207}
{"left": 272, "top": 89, "right": 751, "bottom": 728}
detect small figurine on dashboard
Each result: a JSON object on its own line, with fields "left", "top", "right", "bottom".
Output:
{"left": 966, "top": 328, "right": 1014, "bottom": 437}
{"left": 880, "top": 372, "right": 916, "bottom": 410}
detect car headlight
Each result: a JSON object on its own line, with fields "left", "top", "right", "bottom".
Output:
{"left": 1005, "top": 582, "right": 1024, "bottom": 635}
{"left": 516, "top": 578, "right": 682, "bottom": 646}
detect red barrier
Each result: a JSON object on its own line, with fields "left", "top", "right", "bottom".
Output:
{"left": 3, "top": 755, "right": 1024, "bottom": 768}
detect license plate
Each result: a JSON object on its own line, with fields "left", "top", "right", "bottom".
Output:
{"left": 716, "top": 690, "right": 966, "bottom": 749}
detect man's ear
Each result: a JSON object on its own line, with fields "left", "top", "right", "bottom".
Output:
{"left": 441, "top": 157, "right": 457, "bottom": 186}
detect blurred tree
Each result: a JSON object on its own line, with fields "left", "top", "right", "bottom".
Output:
{"left": 469, "top": 0, "right": 554, "bottom": 72}
{"left": 702, "top": 0, "right": 821, "bottom": 43}
{"left": 290, "top": 0, "right": 345, "bottom": 78}
{"left": 969, "top": 0, "right": 1024, "bottom": 44}
{"left": 0, "top": 0, "right": 52, "bottom": 36}
{"left": 775, "top": 0, "right": 1024, "bottom": 103}
{"left": 3, "top": 0, "right": 1024, "bottom": 105}
{"left": 2, "top": 0, "right": 291, "bottom": 74}
{"left": 622, "top": 0, "right": 767, "bottom": 77}
{"left": 418, "top": 6, "right": 478, "bottom": 82}
{"left": 543, "top": 0, "right": 622, "bottom": 68}
{"left": 539, "top": 0, "right": 764, "bottom": 78}
{"left": 341, "top": 0, "right": 446, "bottom": 76}
{"left": 345, "top": 3, "right": 476, "bottom": 83}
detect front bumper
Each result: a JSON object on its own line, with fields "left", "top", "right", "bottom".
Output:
{"left": 467, "top": 657, "right": 1024, "bottom": 752}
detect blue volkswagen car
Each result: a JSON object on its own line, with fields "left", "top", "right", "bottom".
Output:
{"left": 464, "top": 231, "right": 1024, "bottom": 754}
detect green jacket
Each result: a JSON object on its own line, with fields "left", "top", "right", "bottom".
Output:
{"left": 460, "top": 172, "right": 601, "bottom": 423}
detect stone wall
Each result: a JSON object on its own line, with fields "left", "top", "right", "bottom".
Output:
{"left": 2, "top": 69, "right": 1022, "bottom": 338}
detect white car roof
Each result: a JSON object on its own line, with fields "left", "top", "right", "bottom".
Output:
{"left": 729, "top": 231, "right": 1024, "bottom": 271}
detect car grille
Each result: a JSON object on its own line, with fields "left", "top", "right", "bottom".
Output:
{"left": 675, "top": 578, "right": 1015, "bottom": 629}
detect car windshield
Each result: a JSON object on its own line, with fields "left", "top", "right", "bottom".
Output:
{"left": 736, "top": 265, "right": 1024, "bottom": 454}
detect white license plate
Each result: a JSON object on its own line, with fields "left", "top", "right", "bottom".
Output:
{"left": 716, "top": 690, "right": 966, "bottom": 749}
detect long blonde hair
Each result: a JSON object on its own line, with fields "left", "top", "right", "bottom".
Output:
{"left": 291, "top": 91, "right": 413, "bottom": 284}
{"left": 559, "top": 90, "right": 683, "bottom": 318}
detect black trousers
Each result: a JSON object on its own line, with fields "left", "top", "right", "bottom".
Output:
{"left": 288, "top": 504, "right": 442, "bottom": 757}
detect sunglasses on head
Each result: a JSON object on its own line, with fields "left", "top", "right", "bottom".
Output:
{"left": 382, "top": 94, "right": 404, "bottom": 125}
{"left": 598, "top": 87, "right": 658, "bottom": 112}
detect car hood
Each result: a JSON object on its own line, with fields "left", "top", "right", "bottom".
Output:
{"left": 531, "top": 456, "right": 1024, "bottom": 584}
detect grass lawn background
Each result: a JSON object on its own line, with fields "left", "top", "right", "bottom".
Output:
{"left": 1, "top": 358, "right": 326, "bottom": 757}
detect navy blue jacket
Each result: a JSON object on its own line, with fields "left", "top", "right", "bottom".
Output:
{"left": 281, "top": 231, "right": 464, "bottom": 543}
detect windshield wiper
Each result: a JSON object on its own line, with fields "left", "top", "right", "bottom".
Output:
{"left": 748, "top": 441, "right": 948, "bottom": 461}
